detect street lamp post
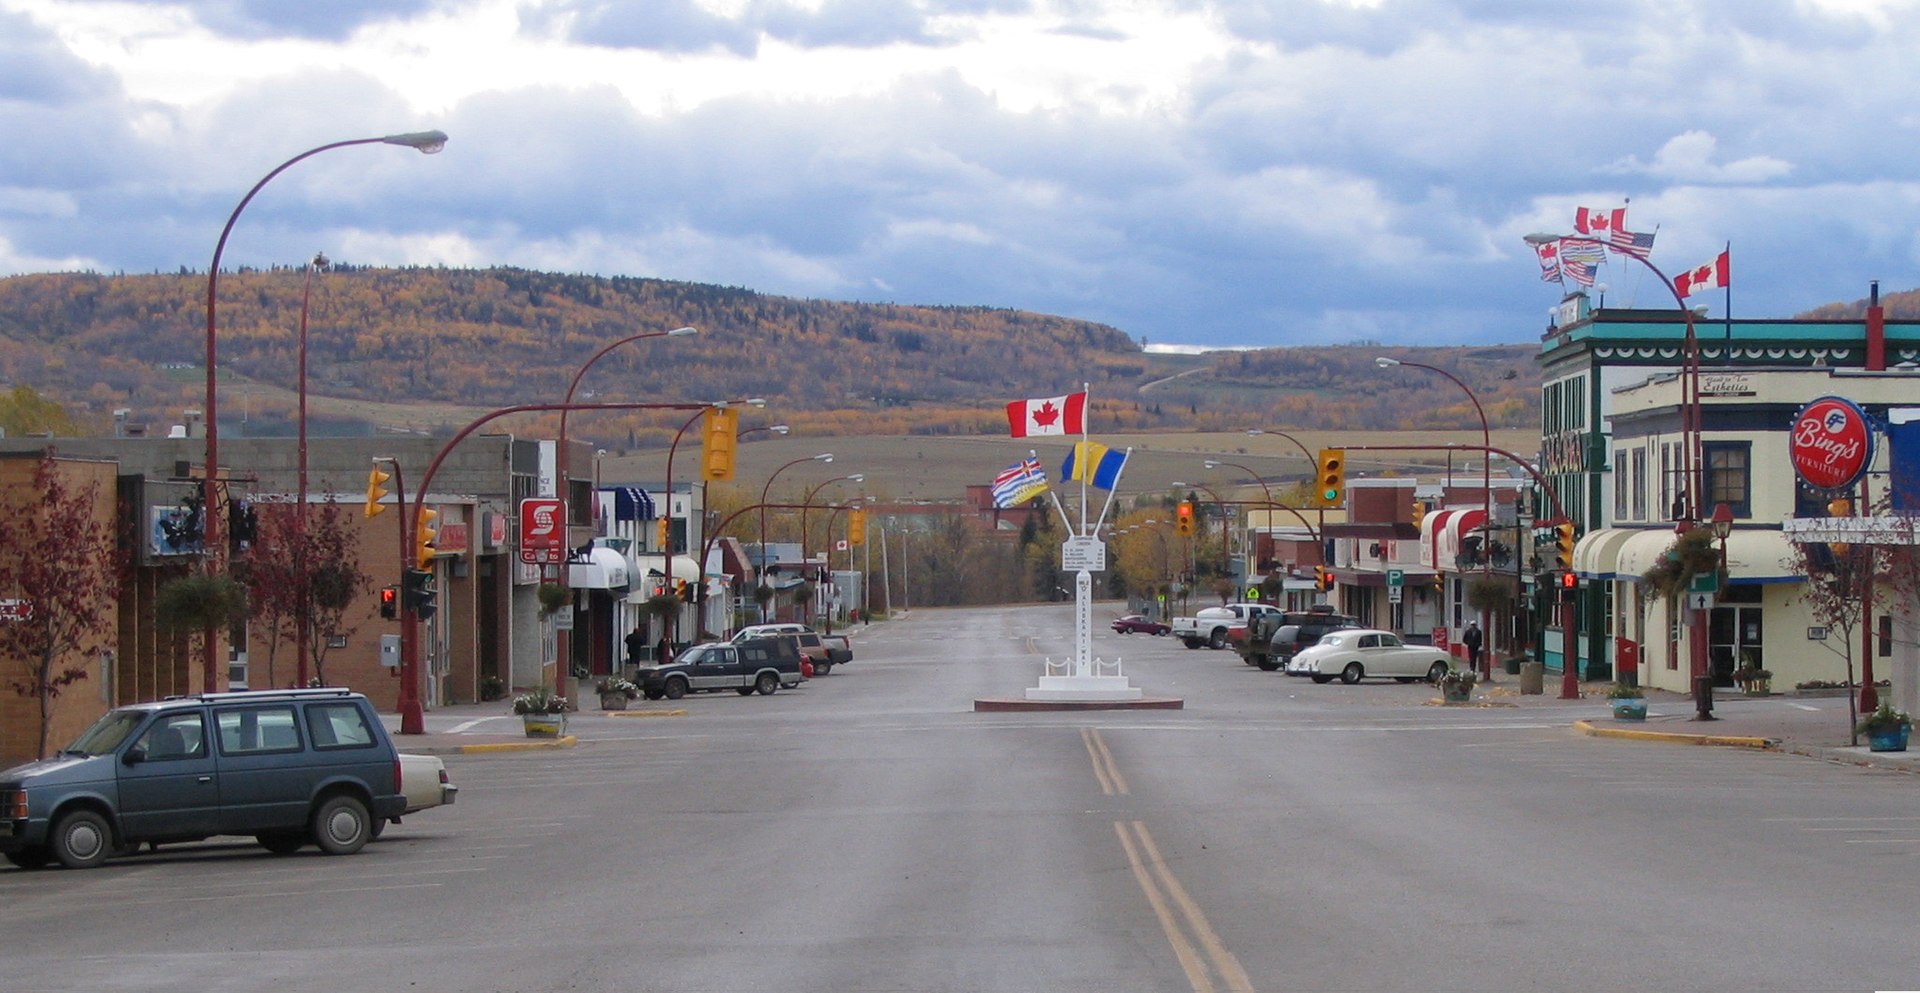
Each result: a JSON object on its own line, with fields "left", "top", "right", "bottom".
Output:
{"left": 201, "top": 129, "right": 446, "bottom": 690}
{"left": 801, "top": 473, "right": 865, "bottom": 561}
{"left": 1375, "top": 356, "right": 1493, "bottom": 677}
{"left": 661, "top": 400, "right": 765, "bottom": 648}
{"left": 759, "top": 454, "right": 833, "bottom": 620}
{"left": 556, "top": 326, "right": 697, "bottom": 528}
{"left": 1172, "top": 481, "right": 1233, "bottom": 579}
{"left": 293, "top": 251, "right": 328, "bottom": 689}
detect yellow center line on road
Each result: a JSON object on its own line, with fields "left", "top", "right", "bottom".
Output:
{"left": 1114, "top": 819, "right": 1255, "bottom": 993}
{"left": 1082, "top": 727, "right": 1129, "bottom": 796}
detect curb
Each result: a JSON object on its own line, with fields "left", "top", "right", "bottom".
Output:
{"left": 1572, "top": 719, "right": 1777, "bottom": 750}
{"left": 438, "top": 735, "right": 580, "bottom": 754}
{"left": 607, "top": 709, "right": 688, "bottom": 719}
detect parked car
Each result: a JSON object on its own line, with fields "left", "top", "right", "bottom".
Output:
{"left": 1287, "top": 629, "right": 1453, "bottom": 685}
{"left": 818, "top": 634, "right": 854, "bottom": 674}
{"left": 373, "top": 753, "right": 457, "bottom": 839}
{"left": 638, "top": 638, "right": 805, "bottom": 699}
{"left": 1239, "top": 606, "right": 1359, "bottom": 671}
{"left": 0, "top": 688, "right": 405, "bottom": 869}
{"left": 1111, "top": 614, "right": 1171, "bottom": 636}
{"left": 1172, "top": 603, "right": 1281, "bottom": 649}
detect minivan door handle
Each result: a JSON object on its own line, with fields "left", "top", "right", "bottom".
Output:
{"left": 197, "top": 776, "right": 213, "bottom": 783}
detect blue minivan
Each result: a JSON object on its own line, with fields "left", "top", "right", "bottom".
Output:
{"left": 0, "top": 688, "right": 405, "bottom": 869}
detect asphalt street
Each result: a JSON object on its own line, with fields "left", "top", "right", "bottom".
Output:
{"left": 5, "top": 602, "right": 1918, "bottom": 993}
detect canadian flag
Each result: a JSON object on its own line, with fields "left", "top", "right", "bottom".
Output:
{"left": 1574, "top": 206, "right": 1626, "bottom": 236}
{"left": 1674, "top": 249, "right": 1730, "bottom": 298}
{"left": 1006, "top": 391, "right": 1087, "bottom": 438}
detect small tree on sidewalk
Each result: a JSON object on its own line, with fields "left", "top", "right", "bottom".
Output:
{"left": 0, "top": 455, "right": 120, "bottom": 759}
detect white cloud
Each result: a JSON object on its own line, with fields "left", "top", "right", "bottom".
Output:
{"left": 1606, "top": 131, "right": 1794, "bottom": 184}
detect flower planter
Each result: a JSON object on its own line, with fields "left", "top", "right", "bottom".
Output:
{"left": 1866, "top": 724, "right": 1911, "bottom": 753}
{"left": 599, "top": 692, "right": 630, "bottom": 711}
{"left": 521, "top": 713, "right": 566, "bottom": 738}
{"left": 1441, "top": 687, "right": 1473, "bottom": 705}
{"left": 1611, "top": 699, "right": 1648, "bottom": 721}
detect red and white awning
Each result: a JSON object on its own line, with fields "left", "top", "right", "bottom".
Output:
{"left": 1422, "top": 509, "right": 1487, "bottom": 572}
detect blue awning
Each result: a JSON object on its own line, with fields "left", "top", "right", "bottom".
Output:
{"left": 611, "top": 487, "right": 656, "bottom": 522}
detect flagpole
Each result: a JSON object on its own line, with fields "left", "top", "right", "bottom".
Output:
{"left": 1035, "top": 448, "right": 1074, "bottom": 534}
{"left": 1722, "top": 242, "right": 1732, "bottom": 365}
{"left": 1089, "top": 447, "right": 1134, "bottom": 535}
{"left": 1078, "top": 382, "right": 1090, "bottom": 539}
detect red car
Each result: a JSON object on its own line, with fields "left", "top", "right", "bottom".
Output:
{"left": 1111, "top": 614, "right": 1171, "bottom": 636}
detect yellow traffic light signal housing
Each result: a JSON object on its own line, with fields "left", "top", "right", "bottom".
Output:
{"left": 1411, "top": 500, "right": 1426, "bottom": 532}
{"left": 1314, "top": 449, "right": 1346, "bottom": 507}
{"left": 1314, "top": 565, "right": 1333, "bottom": 592}
{"left": 656, "top": 517, "right": 671, "bottom": 551}
{"left": 848, "top": 508, "right": 866, "bottom": 546}
{"left": 1554, "top": 522, "right": 1575, "bottom": 571}
{"left": 701, "top": 407, "right": 739, "bottom": 481}
{"left": 1175, "top": 501, "right": 1194, "bottom": 535}
{"left": 414, "top": 507, "right": 439, "bottom": 570}
{"left": 365, "top": 466, "right": 390, "bottom": 518}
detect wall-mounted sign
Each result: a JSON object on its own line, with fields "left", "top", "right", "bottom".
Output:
{"left": 519, "top": 498, "right": 566, "bottom": 565}
{"left": 1789, "top": 396, "right": 1875, "bottom": 491}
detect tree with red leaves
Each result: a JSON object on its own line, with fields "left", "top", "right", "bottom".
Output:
{"left": 236, "top": 497, "right": 366, "bottom": 688}
{"left": 0, "top": 455, "right": 120, "bottom": 759}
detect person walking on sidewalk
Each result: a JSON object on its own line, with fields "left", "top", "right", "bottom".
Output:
{"left": 1462, "top": 620, "right": 1484, "bottom": 676}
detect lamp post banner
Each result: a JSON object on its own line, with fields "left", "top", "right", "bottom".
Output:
{"left": 1789, "top": 396, "right": 1874, "bottom": 492}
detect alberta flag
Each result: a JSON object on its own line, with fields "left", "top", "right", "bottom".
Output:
{"left": 991, "top": 458, "right": 1049, "bottom": 508}
{"left": 1061, "top": 442, "right": 1127, "bottom": 490}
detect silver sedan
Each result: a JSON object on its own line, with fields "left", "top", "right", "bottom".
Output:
{"left": 1286, "top": 629, "right": 1453, "bottom": 685}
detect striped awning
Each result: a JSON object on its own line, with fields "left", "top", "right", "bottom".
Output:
{"left": 611, "top": 487, "right": 656, "bottom": 522}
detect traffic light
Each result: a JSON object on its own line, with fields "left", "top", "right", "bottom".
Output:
{"left": 1411, "top": 500, "right": 1426, "bottom": 532}
{"left": 414, "top": 507, "right": 439, "bottom": 570}
{"left": 1560, "top": 570, "right": 1578, "bottom": 604}
{"left": 365, "top": 466, "right": 390, "bottom": 518}
{"left": 1175, "top": 501, "right": 1194, "bottom": 536}
{"left": 1432, "top": 573, "right": 1445, "bottom": 593}
{"left": 402, "top": 568, "right": 437, "bottom": 622}
{"left": 1314, "top": 449, "right": 1346, "bottom": 507}
{"left": 379, "top": 585, "right": 398, "bottom": 620}
{"left": 701, "top": 407, "right": 739, "bottom": 481}
{"left": 848, "top": 508, "right": 866, "bottom": 546}
{"left": 656, "top": 517, "right": 671, "bottom": 550}
{"left": 1553, "top": 522, "right": 1575, "bottom": 571}
{"left": 677, "top": 579, "right": 695, "bottom": 603}
{"left": 1314, "top": 565, "right": 1333, "bottom": 592}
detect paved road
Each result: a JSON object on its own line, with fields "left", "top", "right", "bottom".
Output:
{"left": 6, "top": 603, "right": 1919, "bottom": 993}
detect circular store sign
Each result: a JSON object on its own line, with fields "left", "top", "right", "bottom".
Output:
{"left": 1789, "top": 396, "right": 1875, "bottom": 491}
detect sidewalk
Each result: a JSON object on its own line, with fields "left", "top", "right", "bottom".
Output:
{"left": 1475, "top": 678, "right": 1920, "bottom": 774}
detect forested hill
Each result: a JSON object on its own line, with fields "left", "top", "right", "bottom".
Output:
{"left": 0, "top": 266, "right": 1539, "bottom": 446}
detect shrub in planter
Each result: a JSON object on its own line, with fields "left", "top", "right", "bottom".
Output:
{"left": 155, "top": 574, "right": 249, "bottom": 631}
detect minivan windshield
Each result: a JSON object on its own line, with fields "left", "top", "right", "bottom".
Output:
{"left": 65, "top": 709, "right": 145, "bottom": 756}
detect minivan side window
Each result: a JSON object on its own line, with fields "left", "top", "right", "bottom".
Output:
{"left": 217, "top": 706, "right": 302, "bottom": 754}
{"left": 137, "top": 713, "right": 207, "bottom": 761}
{"left": 305, "top": 702, "right": 377, "bottom": 750}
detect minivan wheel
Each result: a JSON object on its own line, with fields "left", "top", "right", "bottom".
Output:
{"left": 755, "top": 672, "right": 779, "bottom": 695}
{"left": 1340, "top": 662, "right": 1365, "bottom": 685}
{"left": 50, "top": 810, "right": 112, "bottom": 869}
{"left": 258, "top": 830, "right": 306, "bottom": 854}
{"left": 5, "top": 846, "right": 54, "bottom": 870}
{"left": 312, "top": 795, "right": 371, "bottom": 856}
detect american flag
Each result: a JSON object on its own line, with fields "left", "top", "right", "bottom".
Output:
{"left": 1610, "top": 229, "right": 1656, "bottom": 259}
{"left": 1563, "top": 258, "right": 1598, "bottom": 287}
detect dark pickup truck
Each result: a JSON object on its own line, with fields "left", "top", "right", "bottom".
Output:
{"left": 1237, "top": 607, "right": 1359, "bottom": 671}
{"left": 638, "top": 638, "right": 805, "bottom": 700}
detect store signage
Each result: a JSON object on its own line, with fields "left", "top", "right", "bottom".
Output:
{"left": 1789, "top": 396, "right": 1874, "bottom": 491}
{"left": 519, "top": 498, "right": 566, "bottom": 565}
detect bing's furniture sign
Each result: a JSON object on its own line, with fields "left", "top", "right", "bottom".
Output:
{"left": 1790, "top": 396, "right": 1874, "bottom": 491}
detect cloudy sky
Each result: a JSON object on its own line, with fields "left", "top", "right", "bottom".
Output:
{"left": 4, "top": 0, "right": 1919, "bottom": 350}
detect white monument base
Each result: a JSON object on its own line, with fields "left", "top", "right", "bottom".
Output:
{"left": 1024, "top": 674, "right": 1144, "bottom": 702}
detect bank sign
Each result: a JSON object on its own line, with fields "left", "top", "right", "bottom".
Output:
{"left": 1789, "top": 396, "right": 1874, "bottom": 491}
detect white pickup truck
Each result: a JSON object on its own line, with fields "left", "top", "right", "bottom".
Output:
{"left": 1171, "top": 603, "right": 1282, "bottom": 650}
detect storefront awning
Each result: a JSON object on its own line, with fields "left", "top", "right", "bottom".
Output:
{"left": 1573, "top": 527, "right": 1644, "bottom": 580}
{"left": 623, "top": 555, "right": 701, "bottom": 601}
{"left": 1610, "top": 527, "right": 1802, "bottom": 585}
{"left": 1423, "top": 509, "right": 1486, "bottom": 572}
{"left": 567, "top": 546, "right": 631, "bottom": 590}
{"left": 609, "top": 487, "right": 657, "bottom": 522}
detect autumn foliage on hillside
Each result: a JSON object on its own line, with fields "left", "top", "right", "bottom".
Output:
{"left": 0, "top": 266, "right": 1540, "bottom": 448}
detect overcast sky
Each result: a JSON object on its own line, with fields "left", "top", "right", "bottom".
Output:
{"left": 4, "top": 0, "right": 1918, "bottom": 350}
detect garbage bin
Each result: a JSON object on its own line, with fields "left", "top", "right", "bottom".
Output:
{"left": 1519, "top": 662, "right": 1545, "bottom": 695}
{"left": 1503, "top": 656, "right": 1524, "bottom": 676}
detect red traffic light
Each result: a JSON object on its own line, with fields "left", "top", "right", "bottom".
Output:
{"left": 379, "top": 585, "right": 399, "bottom": 620}
{"left": 1561, "top": 572, "right": 1576, "bottom": 588}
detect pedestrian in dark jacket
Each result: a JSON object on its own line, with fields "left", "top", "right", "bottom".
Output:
{"left": 1462, "top": 620, "right": 1484, "bottom": 673}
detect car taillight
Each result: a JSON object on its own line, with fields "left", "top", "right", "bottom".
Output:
{"left": 438, "top": 768, "right": 450, "bottom": 786}
{"left": 393, "top": 758, "right": 403, "bottom": 792}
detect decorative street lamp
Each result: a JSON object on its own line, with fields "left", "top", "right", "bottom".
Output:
{"left": 759, "top": 453, "right": 833, "bottom": 620}
{"left": 202, "top": 129, "right": 446, "bottom": 689}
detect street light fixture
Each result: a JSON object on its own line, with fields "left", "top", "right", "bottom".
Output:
{"left": 201, "top": 129, "right": 447, "bottom": 690}
{"left": 759, "top": 453, "right": 833, "bottom": 619}
{"left": 801, "top": 474, "right": 865, "bottom": 562}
